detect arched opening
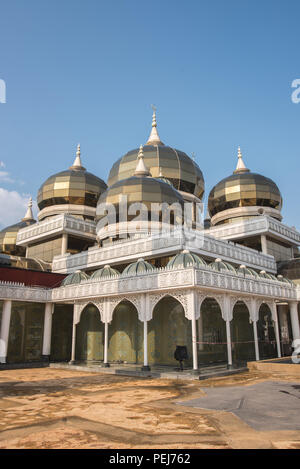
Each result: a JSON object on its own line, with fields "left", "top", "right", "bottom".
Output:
{"left": 75, "top": 304, "right": 104, "bottom": 362}
{"left": 148, "top": 296, "right": 192, "bottom": 367}
{"left": 257, "top": 303, "right": 277, "bottom": 359}
{"left": 50, "top": 304, "right": 73, "bottom": 362}
{"left": 198, "top": 297, "right": 227, "bottom": 365}
{"left": 7, "top": 301, "right": 44, "bottom": 363}
{"left": 231, "top": 301, "right": 255, "bottom": 363}
{"left": 108, "top": 300, "right": 143, "bottom": 364}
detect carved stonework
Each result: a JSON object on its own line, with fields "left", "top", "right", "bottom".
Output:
{"left": 149, "top": 290, "right": 189, "bottom": 320}
{"left": 74, "top": 299, "right": 104, "bottom": 324}
{"left": 230, "top": 295, "right": 253, "bottom": 315}
{"left": 106, "top": 295, "right": 143, "bottom": 323}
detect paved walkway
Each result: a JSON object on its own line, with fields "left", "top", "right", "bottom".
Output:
{"left": 179, "top": 381, "right": 300, "bottom": 431}
{"left": 50, "top": 362, "right": 247, "bottom": 380}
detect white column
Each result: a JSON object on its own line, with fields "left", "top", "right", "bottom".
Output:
{"left": 261, "top": 234, "right": 268, "bottom": 255}
{"left": 61, "top": 233, "right": 68, "bottom": 256}
{"left": 42, "top": 303, "right": 53, "bottom": 359}
{"left": 0, "top": 300, "right": 12, "bottom": 364}
{"left": 69, "top": 320, "right": 76, "bottom": 364}
{"left": 253, "top": 321, "right": 260, "bottom": 361}
{"left": 197, "top": 314, "right": 204, "bottom": 351}
{"left": 274, "top": 315, "right": 282, "bottom": 358}
{"left": 141, "top": 320, "right": 150, "bottom": 371}
{"left": 289, "top": 302, "right": 300, "bottom": 340}
{"left": 104, "top": 322, "right": 109, "bottom": 367}
{"left": 191, "top": 311, "right": 198, "bottom": 370}
{"left": 225, "top": 320, "right": 233, "bottom": 367}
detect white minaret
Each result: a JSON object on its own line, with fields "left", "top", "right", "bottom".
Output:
{"left": 145, "top": 105, "right": 164, "bottom": 146}
{"left": 70, "top": 143, "right": 86, "bottom": 170}
{"left": 134, "top": 145, "right": 151, "bottom": 177}
{"left": 22, "top": 197, "right": 35, "bottom": 222}
{"left": 234, "top": 146, "right": 250, "bottom": 174}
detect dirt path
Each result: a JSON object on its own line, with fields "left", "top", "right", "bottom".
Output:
{"left": 0, "top": 367, "right": 299, "bottom": 449}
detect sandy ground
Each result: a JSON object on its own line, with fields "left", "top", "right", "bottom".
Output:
{"left": 0, "top": 367, "right": 300, "bottom": 449}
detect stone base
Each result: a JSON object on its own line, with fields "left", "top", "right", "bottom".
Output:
{"left": 104, "top": 363, "right": 110, "bottom": 368}
{"left": 141, "top": 365, "right": 151, "bottom": 372}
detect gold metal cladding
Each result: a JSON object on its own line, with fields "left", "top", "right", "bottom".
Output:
{"left": 37, "top": 169, "right": 107, "bottom": 210}
{"left": 97, "top": 176, "right": 184, "bottom": 219}
{"left": 107, "top": 145, "right": 205, "bottom": 200}
{"left": 0, "top": 220, "right": 35, "bottom": 255}
{"left": 208, "top": 172, "right": 282, "bottom": 218}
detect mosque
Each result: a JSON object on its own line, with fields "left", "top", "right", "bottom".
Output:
{"left": 0, "top": 109, "right": 300, "bottom": 371}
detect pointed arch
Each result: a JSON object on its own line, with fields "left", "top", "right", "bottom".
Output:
{"left": 74, "top": 301, "right": 104, "bottom": 324}
{"left": 108, "top": 296, "right": 141, "bottom": 323}
{"left": 149, "top": 291, "right": 188, "bottom": 320}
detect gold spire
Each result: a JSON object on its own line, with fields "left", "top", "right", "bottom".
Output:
{"left": 233, "top": 146, "right": 250, "bottom": 174}
{"left": 145, "top": 105, "right": 164, "bottom": 146}
{"left": 22, "top": 197, "right": 35, "bottom": 222}
{"left": 134, "top": 145, "right": 151, "bottom": 177}
{"left": 70, "top": 143, "right": 86, "bottom": 171}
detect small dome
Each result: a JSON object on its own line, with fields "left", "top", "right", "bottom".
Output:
{"left": 37, "top": 145, "right": 107, "bottom": 220}
{"left": 277, "top": 274, "right": 294, "bottom": 285}
{"left": 91, "top": 265, "right": 120, "bottom": 280}
{"left": 237, "top": 265, "right": 260, "bottom": 278}
{"left": 107, "top": 110, "right": 204, "bottom": 200}
{"left": 61, "top": 270, "right": 89, "bottom": 286}
{"left": 167, "top": 250, "right": 207, "bottom": 269}
{"left": 0, "top": 198, "right": 35, "bottom": 256}
{"left": 208, "top": 148, "right": 282, "bottom": 225}
{"left": 209, "top": 259, "right": 236, "bottom": 273}
{"left": 122, "top": 258, "right": 154, "bottom": 276}
{"left": 259, "top": 270, "right": 277, "bottom": 281}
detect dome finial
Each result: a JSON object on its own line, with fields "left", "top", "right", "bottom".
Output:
{"left": 70, "top": 143, "right": 86, "bottom": 171}
{"left": 22, "top": 197, "right": 35, "bottom": 222}
{"left": 145, "top": 105, "right": 164, "bottom": 146}
{"left": 134, "top": 145, "right": 151, "bottom": 177}
{"left": 234, "top": 146, "right": 250, "bottom": 174}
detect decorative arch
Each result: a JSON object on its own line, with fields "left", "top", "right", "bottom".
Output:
{"left": 108, "top": 296, "right": 142, "bottom": 323}
{"left": 258, "top": 300, "right": 277, "bottom": 322}
{"left": 149, "top": 291, "right": 188, "bottom": 320}
{"left": 198, "top": 293, "right": 225, "bottom": 318}
{"left": 230, "top": 296, "right": 252, "bottom": 319}
{"left": 74, "top": 300, "right": 104, "bottom": 324}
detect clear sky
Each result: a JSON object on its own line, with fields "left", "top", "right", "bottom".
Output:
{"left": 0, "top": 0, "right": 299, "bottom": 229}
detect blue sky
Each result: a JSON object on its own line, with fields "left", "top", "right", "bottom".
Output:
{"left": 0, "top": 0, "right": 300, "bottom": 229}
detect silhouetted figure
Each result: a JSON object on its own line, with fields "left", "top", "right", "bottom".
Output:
{"left": 174, "top": 345, "right": 188, "bottom": 371}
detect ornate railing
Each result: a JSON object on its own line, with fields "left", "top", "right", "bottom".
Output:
{"left": 51, "top": 264, "right": 296, "bottom": 303}
{"left": 52, "top": 230, "right": 277, "bottom": 273}
{"left": 16, "top": 213, "right": 96, "bottom": 245}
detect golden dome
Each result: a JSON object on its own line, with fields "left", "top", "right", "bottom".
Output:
{"left": 107, "top": 110, "right": 204, "bottom": 200}
{"left": 0, "top": 199, "right": 35, "bottom": 256}
{"left": 208, "top": 148, "right": 282, "bottom": 224}
{"left": 96, "top": 147, "right": 184, "bottom": 240}
{"left": 98, "top": 174, "right": 184, "bottom": 215}
{"left": 37, "top": 145, "right": 107, "bottom": 213}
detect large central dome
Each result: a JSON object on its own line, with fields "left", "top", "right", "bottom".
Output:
{"left": 96, "top": 146, "right": 184, "bottom": 242}
{"left": 107, "top": 110, "right": 204, "bottom": 200}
